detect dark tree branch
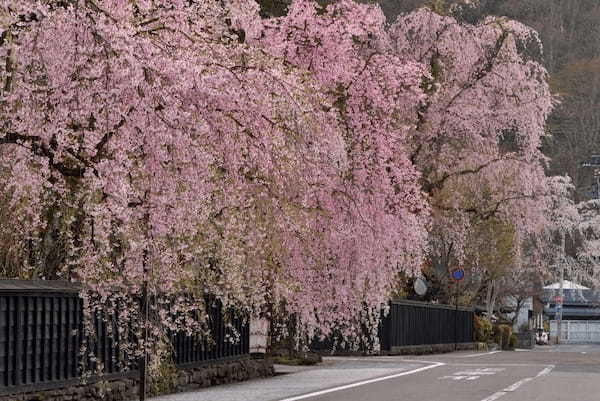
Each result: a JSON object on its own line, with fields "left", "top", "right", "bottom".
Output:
{"left": 0, "top": 132, "right": 86, "bottom": 177}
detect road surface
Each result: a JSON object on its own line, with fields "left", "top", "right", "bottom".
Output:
{"left": 151, "top": 344, "right": 600, "bottom": 401}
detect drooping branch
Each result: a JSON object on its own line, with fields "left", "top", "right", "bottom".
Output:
{"left": 0, "top": 132, "right": 86, "bottom": 177}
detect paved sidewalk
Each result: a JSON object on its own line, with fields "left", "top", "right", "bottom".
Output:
{"left": 150, "top": 357, "right": 428, "bottom": 401}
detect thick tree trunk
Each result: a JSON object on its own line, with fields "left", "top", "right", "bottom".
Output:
{"left": 36, "top": 207, "right": 64, "bottom": 279}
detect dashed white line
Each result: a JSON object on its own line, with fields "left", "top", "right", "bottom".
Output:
{"left": 480, "top": 365, "right": 554, "bottom": 401}
{"left": 278, "top": 361, "right": 445, "bottom": 401}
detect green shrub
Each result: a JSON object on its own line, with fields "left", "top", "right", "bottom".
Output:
{"left": 492, "top": 325, "right": 502, "bottom": 346}
{"left": 492, "top": 324, "right": 513, "bottom": 349}
{"left": 498, "top": 324, "right": 513, "bottom": 350}
{"left": 508, "top": 333, "right": 517, "bottom": 350}
{"left": 149, "top": 359, "right": 178, "bottom": 396}
{"left": 473, "top": 315, "right": 493, "bottom": 343}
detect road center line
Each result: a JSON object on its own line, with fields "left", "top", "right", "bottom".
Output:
{"left": 278, "top": 362, "right": 445, "bottom": 401}
{"left": 503, "top": 377, "right": 533, "bottom": 392}
{"left": 462, "top": 350, "right": 502, "bottom": 358}
{"left": 480, "top": 365, "right": 554, "bottom": 401}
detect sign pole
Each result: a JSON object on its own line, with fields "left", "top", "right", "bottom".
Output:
{"left": 454, "top": 280, "right": 459, "bottom": 351}
{"left": 450, "top": 267, "right": 465, "bottom": 352}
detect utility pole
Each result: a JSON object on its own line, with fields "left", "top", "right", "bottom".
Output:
{"left": 556, "top": 232, "right": 565, "bottom": 345}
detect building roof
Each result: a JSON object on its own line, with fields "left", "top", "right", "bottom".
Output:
{"left": 543, "top": 280, "right": 589, "bottom": 290}
{"left": 0, "top": 279, "right": 81, "bottom": 294}
{"left": 541, "top": 289, "right": 600, "bottom": 306}
{"left": 544, "top": 306, "right": 600, "bottom": 318}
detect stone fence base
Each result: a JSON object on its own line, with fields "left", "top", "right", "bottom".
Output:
{"left": 314, "top": 342, "right": 486, "bottom": 356}
{"left": 383, "top": 342, "right": 485, "bottom": 355}
{"left": 2, "top": 357, "right": 273, "bottom": 401}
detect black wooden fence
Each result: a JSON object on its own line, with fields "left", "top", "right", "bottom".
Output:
{"left": 379, "top": 299, "right": 474, "bottom": 351}
{"left": 0, "top": 280, "right": 249, "bottom": 395}
{"left": 311, "top": 299, "right": 474, "bottom": 354}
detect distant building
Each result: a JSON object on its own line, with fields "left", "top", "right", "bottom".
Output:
{"left": 543, "top": 287, "right": 600, "bottom": 321}
{"left": 541, "top": 281, "right": 600, "bottom": 342}
{"left": 543, "top": 280, "right": 589, "bottom": 290}
{"left": 511, "top": 281, "right": 598, "bottom": 334}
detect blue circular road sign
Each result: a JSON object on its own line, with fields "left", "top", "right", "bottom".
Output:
{"left": 451, "top": 268, "right": 465, "bottom": 281}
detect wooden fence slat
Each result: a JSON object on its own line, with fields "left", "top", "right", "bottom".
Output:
{"left": 22, "top": 297, "right": 27, "bottom": 385}
{"left": 76, "top": 298, "right": 83, "bottom": 377}
{"left": 41, "top": 297, "right": 47, "bottom": 383}
{"left": 2, "top": 297, "right": 8, "bottom": 387}
{"left": 103, "top": 315, "right": 109, "bottom": 373}
{"left": 5, "top": 297, "right": 11, "bottom": 387}
{"left": 32, "top": 297, "right": 38, "bottom": 384}
{"left": 65, "top": 297, "right": 71, "bottom": 379}
{"left": 14, "top": 296, "right": 22, "bottom": 386}
{"left": 58, "top": 297, "right": 64, "bottom": 381}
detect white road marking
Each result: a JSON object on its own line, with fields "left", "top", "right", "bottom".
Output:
{"left": 536, "top": 366, "right": 554, "bottom": 377}
{"left": 450, "top": 363, "right": 550, "bottom": 367}
{"left": 455, "top": 368, "right": 504, "bottom": 375}
{"left": 503, "top": 377, "right": 533, "bottom": 391}
{"left": 462, "top": 350, "right": 502, "bottom": 358}
{"left": 480, "top": 365, "right": 554, "bottom": 401}
{"left": 440, "top": 367, "right": 504, "bottom": 381}
{"left": 278, "top": 362, "right": 445, "bottom": 401}
{"left": 400, "top": 359, "right": 448, "bottom": 365}
{"left": 481, "top": 392, "right": 507, "bottom": 401}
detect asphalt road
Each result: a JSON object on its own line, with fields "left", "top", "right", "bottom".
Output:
{"left": 151, "top": 344, "right": 600, "bottom": 401}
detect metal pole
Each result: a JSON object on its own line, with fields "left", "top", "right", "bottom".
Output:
{"left": 454, "top": 281, "right": 459, "bottom": 351}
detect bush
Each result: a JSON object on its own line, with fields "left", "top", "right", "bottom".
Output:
{"left": 492, "top": 325, "right": 502, "bottom": 346}
{"left": 273, "top": 352, "right": 322, "bottom": 366}
{"left": 508, "top": 334, "right": 517, "bottom": 349}
{"left": 491, "top": 324, "right": 513, "bottom": 349}
{"left": 494, "top": 324, "right": 513, "bottom": 350}
{"left": 474, "top": 315, "right": 493, "bottom": 342}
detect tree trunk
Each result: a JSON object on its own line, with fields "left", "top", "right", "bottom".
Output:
{"left": 486, "top": 279, "right": 497, "bottom": 319}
